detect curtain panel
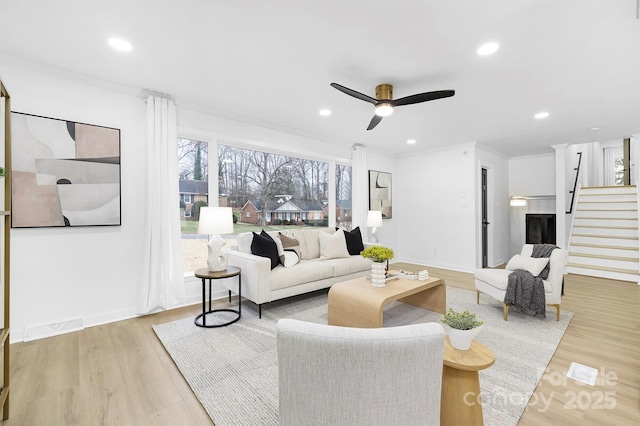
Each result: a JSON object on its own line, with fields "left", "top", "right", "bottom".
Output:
{"left": 139, "top": 95, "right": 185, "bottom": 314}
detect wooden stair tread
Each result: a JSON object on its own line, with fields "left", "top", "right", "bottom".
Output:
{"left": 573, "top": 225, "right": 638, "bottom": 230}
{"left": 566, "top": 262, "right": 640, "bottom": 275}
{"left": 568, "top": 252, "right": 639, "bottom": 262}
{"left": 574, "top": 217, "right": 638, "bottom": 220}
{"left": 571, "top": 233, "right": 638, "bottom": 240}
{"left": 581, "top": 185, "right": 637, "bottom": 189}
{"left": 577, "top": 200, "right": 636, "bottom": 204}
{"left": 576, "top": 209, "right": 637, "bottom": 212}
{"left": 571, "top": 242, "right": 638, "bottom": 251}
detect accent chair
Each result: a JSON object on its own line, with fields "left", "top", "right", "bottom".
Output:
{"left": 276, "top": 318, "right": 445, "bottom": 426}
{"left": 474, "top": 244, "right": 568, "bottom": 321}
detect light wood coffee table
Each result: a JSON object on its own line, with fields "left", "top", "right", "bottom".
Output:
{"left": 328, "top": 276, "right": 446, "bottom": 328}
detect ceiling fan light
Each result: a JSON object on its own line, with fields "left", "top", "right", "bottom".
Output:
{"left": 375, "top": 103, "right": 394, "bottom": 117}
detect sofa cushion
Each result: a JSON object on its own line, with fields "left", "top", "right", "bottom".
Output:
{"left": 251, "top": 231, "right": 280, "bottom": 270}
{"left": 324, "top": 255, "right": 372, "bottom": 276}
{"left": 342, "top": 226, "right": 365, "bottom": 255}
{"left": 270, "top": 259, "right": 334, "bottom": 291}
{"left": 319, "top": 229, "right": 350, "bottom": 260}
{"left": 506, "top": 254, "right": 549, "bottom": 277}
{"left": 292, "top": 229, "right": 332, "bottom": 260}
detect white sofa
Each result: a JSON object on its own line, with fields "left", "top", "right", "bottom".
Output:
{"left": 225, "top": 228, "right": 373, "bottom": 317}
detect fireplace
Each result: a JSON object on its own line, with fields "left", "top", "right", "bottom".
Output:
{"left": 526, "top": 214, "right": 556, "bottom": 245}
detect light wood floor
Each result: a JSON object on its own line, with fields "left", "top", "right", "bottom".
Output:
{"left": 3, "top": 265, "right": 639, "bottom": 425}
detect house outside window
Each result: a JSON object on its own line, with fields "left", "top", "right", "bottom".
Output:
{"left": 178, "top": 139, "right": 351, "bottom": 275}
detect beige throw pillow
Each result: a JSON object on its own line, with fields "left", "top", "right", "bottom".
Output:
{"left": 319, "top": 229, "right": 350, "bottom": 260}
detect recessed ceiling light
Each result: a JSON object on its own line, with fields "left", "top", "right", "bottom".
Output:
{"left": 406, "top": 139, "right": 416, "bottom": 144}
{"left": 590, "top": 126, "right": 600, "bottom": 131}
{"left": 319, "top": 109, "right": 331, "bottom": 116}
{"left": 477, "top": 42, "right": 499, "bottom": 56}
{"left": 534, "top": 112, "right": 549, "bottom": 119}
{"left": 108, "top": 37, "right": 133, "bottom": 52}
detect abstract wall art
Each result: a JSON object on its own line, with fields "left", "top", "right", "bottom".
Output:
{"left": 369, "top": 170, "right": 392, "bottom": 219}
{"left": 11, "top": 112, "right": 121, "bottom": 228}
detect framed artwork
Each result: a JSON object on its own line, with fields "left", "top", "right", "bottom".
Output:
{"left": 11, "top": 112, "right": 121, "bottom": 228}
{"left": 369, "top": 170, "right": 392, "bottom": 219}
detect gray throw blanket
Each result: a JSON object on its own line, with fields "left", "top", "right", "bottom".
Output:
{"left": 504, "top": 244, "right": 558, "bottom": 317}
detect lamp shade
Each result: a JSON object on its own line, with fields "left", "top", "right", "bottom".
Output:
{"left": 366, "top": 210, "right": 383, "bottom": 228}
{"left": 198, "top": 207, "right": 234, "bottom": 235}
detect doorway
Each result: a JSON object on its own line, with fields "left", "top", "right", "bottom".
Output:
{"left": 481, "top": 168, "right": 489, "bottom": 268}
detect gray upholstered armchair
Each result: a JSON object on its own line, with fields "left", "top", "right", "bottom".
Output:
{"left": 276, "top": 319, "right": 445, "bottom": 426}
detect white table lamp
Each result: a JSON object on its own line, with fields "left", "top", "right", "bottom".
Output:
{"left": 198, "top": 207, "right": 234, "bottom": 272}
{"left": 367, "top": 210, "right": 383, "bottom": 243}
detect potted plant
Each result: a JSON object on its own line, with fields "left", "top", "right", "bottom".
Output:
{"left": 441, "top": 308, "right": 483, "bottom": 350}
{"left": 360, "top": 246, "right": 394, "bottom": 287}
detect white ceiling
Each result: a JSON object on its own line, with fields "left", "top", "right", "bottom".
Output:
{"left": 1, "top": 0, "right": 639, "bottom": 158}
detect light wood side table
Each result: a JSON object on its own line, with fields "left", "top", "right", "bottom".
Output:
{"left": 441, "top": 337, "right": 495, "bottom": 426}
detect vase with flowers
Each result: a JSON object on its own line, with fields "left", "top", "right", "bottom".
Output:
{"left": 360, "top": 246, "right": 394, "bottom": 287}
{"left": 440, "top": 308, "right": 483, "bottom": 350}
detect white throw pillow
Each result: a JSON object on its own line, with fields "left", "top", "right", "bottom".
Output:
{"left": 273, "top": 235, "right": 286, "bottom": 265}
{"left": 506, "top": 254, "right": 549, "bottom": 277}
{"left": 281, "top": 251, "right": 300, "bottom": 268}
{"left": 318, "top": 229, "right": 350, "bottom": 260}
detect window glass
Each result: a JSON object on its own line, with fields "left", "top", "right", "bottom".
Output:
{"left": 178, "top": 140, "right": 349, "bottom": 274}
{"left": 178, "top": 138, "right": 209, "bottom": 273}
{"left": 218, "top": 144, "right": 329, "bottom": 232}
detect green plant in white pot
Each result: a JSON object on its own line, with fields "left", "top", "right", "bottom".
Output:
{"left": 360, "top": 246, "right": 394, "bottom": 287}
{"left": 441, "top": 308, "right": 483, "bottom": 350}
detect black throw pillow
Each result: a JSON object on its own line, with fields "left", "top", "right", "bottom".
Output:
{"left": 343, "top": 226, "right": 365, "bottom": 255}
{"left": 251, "top": 231, "right": 279, "bottom": 269}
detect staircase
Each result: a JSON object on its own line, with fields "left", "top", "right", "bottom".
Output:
{"left": 566, "top": 185, "right": 640, "bottom": 283}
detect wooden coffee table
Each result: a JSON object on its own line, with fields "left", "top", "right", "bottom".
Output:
{"left": 328, "top": 276, "right": 446, "bottom": 328}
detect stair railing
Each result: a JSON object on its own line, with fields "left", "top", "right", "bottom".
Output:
{"left": 566, "top": 151, "right": 583, "bottom": 214}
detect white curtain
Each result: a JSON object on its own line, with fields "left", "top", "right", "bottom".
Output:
{"left": 602, "top": 146, "right": 615, "bottom": 186}
{"left": 139, "top": 95, "right": 185, "bottom": 314}
{"left": 351, "top": 144, "right": 368, "bottom": 236}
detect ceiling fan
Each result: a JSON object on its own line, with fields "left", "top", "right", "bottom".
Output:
{"left": 330, "top": 83, "right": 455, "bottom": 130}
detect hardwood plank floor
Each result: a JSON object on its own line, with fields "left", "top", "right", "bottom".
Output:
{"left": 3, "top": 266, "right": 639, "bottom": 425}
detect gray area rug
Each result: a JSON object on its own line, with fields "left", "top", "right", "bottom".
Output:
{"left": 153, "top": 286, "right": 572, "bottom": 426}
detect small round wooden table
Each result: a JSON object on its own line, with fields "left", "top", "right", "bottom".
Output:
{"left": 441, "top": 337, "right": 495, "bottom": 426}
{"left": 194, "top": 266, "right": 241, "bottom": 328}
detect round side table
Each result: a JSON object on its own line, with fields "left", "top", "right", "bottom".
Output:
{"left": 194, "top": 266, "right": 241, "bottom": 328}
{"left": 441, "top": 337, "right": 495, "bottom": 426}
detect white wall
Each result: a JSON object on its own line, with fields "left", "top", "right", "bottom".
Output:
{"left": 395, "top": 145, "right": 477, "bottom": 272}
{"left": 509, "top": 154, "right": 555, "bottom": 196}
{"left": 364, "top": 149, "right": 399, "bottom": 252}
{"left": 2, "top": 65, "right": 148, "bottom": 342}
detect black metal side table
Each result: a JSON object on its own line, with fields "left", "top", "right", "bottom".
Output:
{"left": 194, "top": 266, "right": 241, "bottom": 328}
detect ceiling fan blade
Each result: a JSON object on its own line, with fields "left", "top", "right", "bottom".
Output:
{"left": 391, "top": 90, "right": 455, "bottom": 107}
{"left": 367, "top": 115, "right": 383, "bottom": 130}
{"left": 330, "top": 83, "right": 377, "bottom": 105}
